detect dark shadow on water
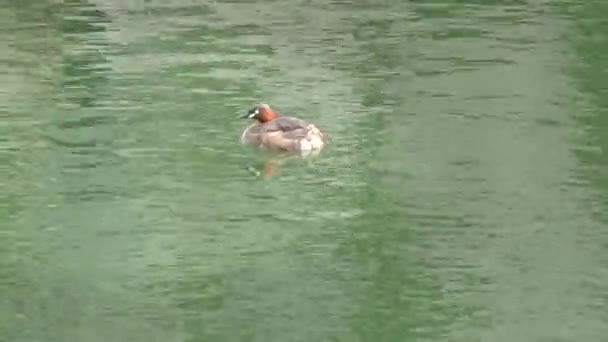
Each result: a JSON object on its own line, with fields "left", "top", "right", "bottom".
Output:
{"left": 60, "top": 0, "right": 111, "bottom": 109}
{"left": 565, "top": 1, "right": 608, "bottom": 230}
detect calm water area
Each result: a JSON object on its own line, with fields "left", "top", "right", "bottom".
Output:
{"left": 1, "top": 0, "right": 607, "bottom": 341}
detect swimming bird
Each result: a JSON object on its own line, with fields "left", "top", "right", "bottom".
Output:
{"left": 240, "top": 103, "right": 326, "bottom": 153}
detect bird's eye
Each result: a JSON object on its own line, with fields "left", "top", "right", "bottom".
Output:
{"left": 248, "top": 108, "right": 259, "bottom": 118}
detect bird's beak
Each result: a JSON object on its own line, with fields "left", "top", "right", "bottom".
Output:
{"left": 240, "top": 112, "right": 252, "bottom": 119}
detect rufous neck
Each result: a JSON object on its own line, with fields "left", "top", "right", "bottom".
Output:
{"left": 258, "top": 110, "right": 278, "bottom": 123}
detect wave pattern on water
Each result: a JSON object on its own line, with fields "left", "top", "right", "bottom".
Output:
{"left": 1, "top": 1, "right": 608, "bottom": 342}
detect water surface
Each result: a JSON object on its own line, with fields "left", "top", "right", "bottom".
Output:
{"left": 1, "top": 1, "right": 607, "bottom": 341}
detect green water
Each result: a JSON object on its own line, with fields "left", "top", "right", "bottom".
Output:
{"left": 1, "top": 1, "right": 607, "bottom": 341}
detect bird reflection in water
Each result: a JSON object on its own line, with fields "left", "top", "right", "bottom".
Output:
{"left": 246, "top": 149, "right": 322, "bottom": 179}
